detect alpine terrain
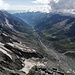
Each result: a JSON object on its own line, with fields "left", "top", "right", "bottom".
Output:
{"left": 14, "top": 12, "right": 75, "bottom": 75}
{"left": 0, "top": 9, "right": 75, "bottom": 75}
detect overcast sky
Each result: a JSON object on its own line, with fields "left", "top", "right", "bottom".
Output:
{"left": 0, "top": 0, "right": 75, "bottom": 13}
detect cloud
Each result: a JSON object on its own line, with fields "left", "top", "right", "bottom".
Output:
{"left": 9, "top": 5, "right": 51, "bottom": 13}
{"left": 32, "top": 0, "right": 75, "bottom": 9}
{"left": 49, "top": 0, "right": 75, "bottom": 13}
{"left": 33, "top": 0, "right": 75, "bottom": 13}
{"left": 0, "top": 0, "right": 9, "bottom": 10}
{"left": 50, "top": 0, "right": 75, "bottom": 9}
{"left": 31, "top": 0, "right": 51, "bottom": 12}
{"left": 32, "top": 0, "right": 50, "bottom": 4}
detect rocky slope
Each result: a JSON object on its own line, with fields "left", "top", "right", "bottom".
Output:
{"left": 0, "top": 11, "right": 74, "bottom": 75}
{"left": 34, "top": 13, "right": 75, "bottom": 75}
{"left": 0, "top": 10, "right": 44, "bottom": 75}
{"left": 0, "top": 29, "right": 65, "bottom": 75}
{"left": 0, "top": 39, "right": 44, "bottom": 75}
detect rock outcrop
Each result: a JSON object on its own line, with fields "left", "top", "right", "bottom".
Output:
{"left": 28, "top": 66, "right": 64, "bottom": 75}
{"left": 0, "top": 40, "right": 44, "bottom": 75}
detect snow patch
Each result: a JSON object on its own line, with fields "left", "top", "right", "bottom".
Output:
{"left": 0, "top": 48, "right": 12, "bottom": 59}
{"left": 2, "top": 33, "right": 8, "bottom": 36}
{"left": 7, "top": 43, "right": 14, "bottom": 47}
{"left": 66, "top": 71, "right": 71, "bottom": 73}
{"left": 0, "top": 42, "right": 12, "bottom": 53}
{"left": 0, "top": 42, "right": 4, "bottom": 45}
{"left": 5, "top": 17, "right": 13, "bottom": 29}
{"left": 32, "top": 49, "right": 36, "bottom": 52}
{"left": 20, "top": 58, "right": 45, "bottom": 74}
{"left": 7, "top": 42, "right": 36, "bottom": 52}
{"left": 73, "top": 70, "right": 75, "bottom": 73}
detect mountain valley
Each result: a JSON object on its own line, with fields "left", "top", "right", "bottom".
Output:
{"left": 14, "top": 12, "right": 75, "bottom": 75}
{"left": 0, "top": 10, "right": 75, "bottom": 75}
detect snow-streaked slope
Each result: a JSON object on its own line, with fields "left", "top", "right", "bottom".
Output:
{"left": 20, "top": 58, "right": 45, "bottom": 74}
{"left": 5, "top": 17, "right": 13, "bottom": 29}
{"left": 0, "top": 42, "right": 12, "bottom": 59}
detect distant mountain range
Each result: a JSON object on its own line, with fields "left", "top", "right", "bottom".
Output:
{"left": 14, "top": 11, "right": 75, "bottom": 38}
{"left": 13, "top": 12, "right": 52, "bottom": 26}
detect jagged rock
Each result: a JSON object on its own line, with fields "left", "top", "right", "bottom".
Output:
{"left": 40, "top": 70, "right": 45, "bottom": 75}
{"left": 45, "top": 73, "right": 49, "bottom": 75}
{"left": 27, "top": 66, "right": 47, "bottom": 75}
{"left": 20, "top": 71, "right": 26, "bottom": 75}
{"left": 0, "top": 41, "right": 44, "bottom": 75}
{"left": 57, "top": 72, "right": 64, "bottom": 75}
{"left": 0, "top": 40, "right": 65, "bottom": 75}
{"left": 27, "top": 65, "right": 66, "bottom": 75}
{"left": 37, "top": 66, "right": 47, "bottom": 71}
{"left": 4, "top": 43, "right": 43, "bottom": 58}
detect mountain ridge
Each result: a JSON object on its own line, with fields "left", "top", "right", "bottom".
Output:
{"left": 0, "top": 10, "right": 47, "bottom": 75}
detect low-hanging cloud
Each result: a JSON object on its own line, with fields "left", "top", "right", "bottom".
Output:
{"left": 33, "top": 0, "right": 75, "bottom": 13}
{"left": 0, "top": 0, "right": 9, "bottom": 10}
{"left": 32, "top": 0, "right": 50, "bottom": 4}
{"left": 48, "top": 0, "right": 75, "bottom": 13}
{"left": 49, "top": 0, "right": 75, "bottom": 10}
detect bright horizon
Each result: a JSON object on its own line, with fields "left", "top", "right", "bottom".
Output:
{"left": 1, "top": 0, "right": 51, "bottom": 13}
{"left": 0, "top": 0, "right": 75, "bottom": 13}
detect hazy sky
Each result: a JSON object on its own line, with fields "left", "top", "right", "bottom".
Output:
{"left": 0, "top": 0, "right": 75, "bottom": 13}
{"left": 4, "top": 0, "right": 34, "bottom": 6}
{"left": 1, "top": 0, "right": 50, "bottom": 12}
